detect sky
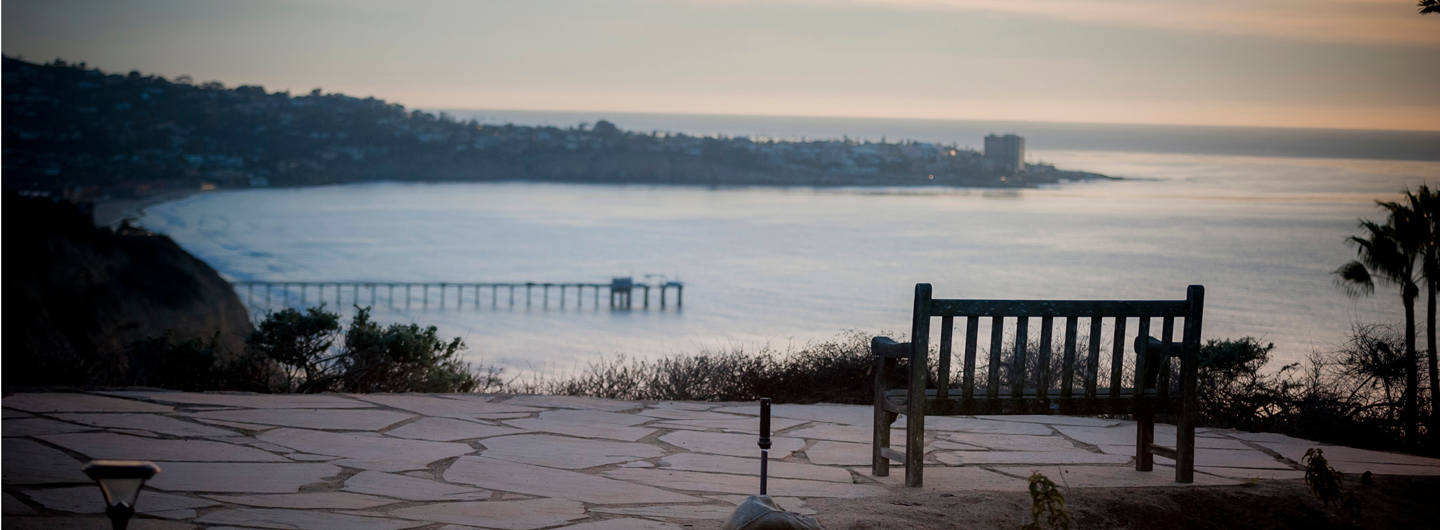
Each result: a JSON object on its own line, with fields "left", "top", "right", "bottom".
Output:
{"left": 4, "top": 0, "right": 1437, "bottom": 130}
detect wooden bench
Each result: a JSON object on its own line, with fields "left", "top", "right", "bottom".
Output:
{"left": 872, "top": 284, "right": 1205, "bottom": 486}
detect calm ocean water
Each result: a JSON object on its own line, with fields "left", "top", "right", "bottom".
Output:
{"left": 141, "top": 113, "right": 1440, "bottom": 376}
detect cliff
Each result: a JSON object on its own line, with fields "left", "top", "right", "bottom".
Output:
{"left": 2, "top": 192, "right": 253, "bottom": 386}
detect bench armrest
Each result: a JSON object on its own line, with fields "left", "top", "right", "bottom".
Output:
{"left": 871, "top": 337, "right": 911, "bottom": 359}
{"left": 1134, "top": 336, "right": 1183, "bottom": 358}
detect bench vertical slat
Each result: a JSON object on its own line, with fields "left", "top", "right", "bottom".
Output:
{"left": 1085, "top": 316, "right": 1103, "bottom": 398}
{"left": 986, "top": 317, "right": 1005, "bottom": 399}
{"left": 906, "top": 284, "right": 933, "bottom": 488}
{"left": 1061, "top": 317, "right": 1078, "bottom": 398}
{"left": 1011, "top": 317, "right": 1029, "bottom": 399}
{"left": 1037, "top": 316, "right": 1054, "bottom": 400}
{"left": 937, "top": 316, "right": 954, "bottom": 400}
{"left": 1109, "top": 317, "right": 1127, "bottom": 398}
{"left": 1176, "top": 285, "right": 1205, "bottom": 483}
{"left": 1134, "top": 317, "right": 1151, "bottom": 390}
{"left": 962, "top": 316, "right": 979, "bottom": 399}
{"left": 1158, "top": 317, "right": 1175, "bottom": 398}
{"left": 1134, "top": 316, "right": 1153, "bottom": 472}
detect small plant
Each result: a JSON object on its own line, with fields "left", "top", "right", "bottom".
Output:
{"left": 1023, "top": 471, "right": 1069, "bottom": 530}
{"left": 1303, "top": 448, "right": 1364, "bottom": 527}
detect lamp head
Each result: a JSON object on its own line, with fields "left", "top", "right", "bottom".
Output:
{"left": 83, "top": 460, "right": 160, "bottom": 509}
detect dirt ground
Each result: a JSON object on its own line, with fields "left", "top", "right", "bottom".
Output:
{"left": 797, "top": 475, "right": 1440, "bottom": 530}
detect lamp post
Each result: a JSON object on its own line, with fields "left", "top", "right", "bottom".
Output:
{"left": 83, "top": 460, "right": 160, "bottom": 530}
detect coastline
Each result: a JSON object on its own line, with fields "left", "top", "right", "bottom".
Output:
{"left": 92, "top": 187, "right": 218, "bottom": 228}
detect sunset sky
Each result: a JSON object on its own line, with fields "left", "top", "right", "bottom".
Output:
{"left": 5, "top": 0, "right": 1437, "bottom": 130}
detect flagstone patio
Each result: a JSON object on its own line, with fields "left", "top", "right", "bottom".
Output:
{"left": 5, "top": 391, "right": 1440, "bottom": 529}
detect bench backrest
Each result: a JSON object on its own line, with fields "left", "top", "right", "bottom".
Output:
{"left": 903, "top": 283, "right": 1204, "bottom": 403}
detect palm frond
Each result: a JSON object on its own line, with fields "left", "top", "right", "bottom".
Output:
{"left": 1334, "top": 261, "right": 1376, "bottom": 299}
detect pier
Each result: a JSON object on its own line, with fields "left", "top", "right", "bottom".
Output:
{"left": 230, "top": 277, "right": 683, "bottom": 312}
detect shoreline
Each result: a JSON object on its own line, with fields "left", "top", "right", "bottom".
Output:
{"left": 92, "top": 187, "right": 220, "bottom": 228}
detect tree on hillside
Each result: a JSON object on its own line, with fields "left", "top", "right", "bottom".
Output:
{"left": 1334, "top": 215, "right": 1423, "bottom": 443}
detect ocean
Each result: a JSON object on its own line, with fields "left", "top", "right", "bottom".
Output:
{"left": 139, "top": 112, "right": 1440, "bottom": 376}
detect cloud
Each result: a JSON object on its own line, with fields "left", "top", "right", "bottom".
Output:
{"left": 786, "top": 0, "right": 1440, "bottom": 47}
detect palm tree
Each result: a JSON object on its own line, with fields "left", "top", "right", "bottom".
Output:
{"left": 1422, "top": 0, "right": 1440, "bottom": 15}
{"left": 1382, "top": 186, "right": 1440, "bottom": 416}
{"left": 1335, "top": 216, "right": 1422, "bottom": 442}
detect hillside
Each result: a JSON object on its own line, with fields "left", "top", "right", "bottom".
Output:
{"left": 2, "top": 193, "right": 254, "bottom": 387}
{"left": 2, "top": 57, "right": 1104, "bottom": 197}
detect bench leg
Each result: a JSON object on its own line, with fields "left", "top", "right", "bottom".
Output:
{"left": 1176, "top": 407, "right": 1196, "bottom": 483}
{"left": 1135, "top": 412, "right": 1154, "bottom": 472}
{"left": 873, "top": 357, "right": 891, "bottom": 477}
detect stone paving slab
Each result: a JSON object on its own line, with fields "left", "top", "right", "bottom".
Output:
{"left": 203, "top": 492, "right": 399, "bottom": 509}
{"left": 355, "top": 394, "right": 541, "bottom": 417}
{"left": 108, "top": 392, "right": 368, "bottom": 409}
{"left": 1097, "top": 445, "right": 1291, "bottom": 469}
{"left": 591, "top": 503, "right": 738, "bottom": 521}
{"left": 5, "top": 393, "right": 174, "bottom": 413}
{"left": 637, "top": 408, "right": 745, "bottom": 421}
{"left": 186, "top": 408, "right": 417, "bottom": 431}
{"left": 502, "top": 395, "right": 642, "bottom": 411}
{"left": 538, "top": 409, "right": 652, "bottom": 426}
{"left": 51, "top": 413, "right": 238, "bottom": 437}
{"left": 502, "top": 418, "right": 655, "bottom": 442}
{"left": 661, "top": 453, "right": 854, "bottom": 482}
{"left": 4, "top": 492, "right": 35, "bottom": 514}
{"left": 446, "top": 456, "right": 703, "bottom": 504}
{"left": 481, "top": 434, "right": 664, "bottom": 469}
{"left": 940, "top": 432, "right": 1080, "bottom": 451}
{"left": 258, "top": 428, "right": 472, "bottom": 472}
{"left": 386, "top": 417, "right": 528, "bottom": 441}
{"left": 39, "top": 432, "right": 289, "bottom": 462}
{"left": 144, "top": 462, "right": 341, "bottom": 493}
{"left": 934, "top": 449, "right": 1133, "bottom": 466}
{"left": 860, "top": 466, "right": 1030, "bottom": 491}
{"left": 602, "top": 468, "right": 887, "bottom": 498}
{"left": 3, "top": 439, "right": 96, "bottom": 484}
{"left": 2, "top": 417, "right": 97, "bottom": 437}
{"left": 196, "top": 508, "right": 425, "bottom": 530}
{"left": 658, "top": 430, "right": 805, "bottom": 458}
{"left": 342, "top": 470, "right": 492, "bottom": 501}
{"left": 388, "top": 498, "right": 588, "bottom": 529}
{"left": 556, "top": 518, "right": 682, "bottom": 530}
{"left": 23, "top": 487, "right": 219, "bottom": 514}
{"left": 651, "top": 417, "right": 811, "bottom": 434}
{"left": 786, "top": 424, "right": 906, "bottom": 444}
{"left": 9, "top": 391, "right": 1440, "bottom": 529}
{"left": 804, "top": 440, "right": 876, "bottom": 466}
{"left": 715, "top": 404, "right": 872, "bottom": 425}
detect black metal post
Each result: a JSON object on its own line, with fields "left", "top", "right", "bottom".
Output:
{"left": 105, "top": 504, "right": 135, "bottom": 530}
{"left": 759, "top": 397, "right": 771, "bottom": 495}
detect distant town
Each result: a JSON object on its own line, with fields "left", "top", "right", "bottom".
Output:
{"left": 2, "top": 57, "right": 1109, "bottom": 200}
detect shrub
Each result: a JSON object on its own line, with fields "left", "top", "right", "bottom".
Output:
{"left": 515, "top": 331, "right": 882, "bottom": 403}
{"left": 245, "top": 305, "right": 489, "bottom": 393}
{"left": 336, "top": 307, "right": 491, "bottom": 393}
{"left": 124, "top": 331, "right": 275, "bottom": 392}
{"left": 1194, "top": 337, "right": 1299, "bottom": 430}
{"left": 246, "top": 306, "right": 341, "bottom": 392}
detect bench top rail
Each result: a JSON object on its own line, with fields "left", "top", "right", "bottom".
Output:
{"left": 929, "top": 299, "right": 1189, "bottom": 318}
